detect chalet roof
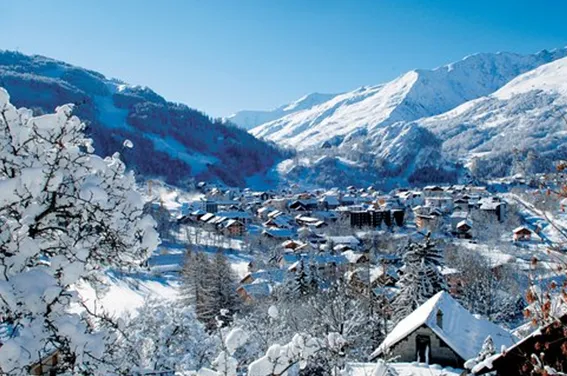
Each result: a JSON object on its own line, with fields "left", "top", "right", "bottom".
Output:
{"left": 424, "top": 185, "right": 444, "bottom": 191}
{"left": 319, "top": 195, "right": 340, "bottom": 206}
{"left": 456, "top": 220, "right": 472, "bottom": 230}
{"left": 216, "top": 211, "right": 251, "bottom": 219}
{"left": 241, "top": 269, "right": 287, "bottom": 285}
{"left": 370, "top": 291, "right": 517, "bottom": 361}
{"left": 450, "top": 211, "right": 468, "bottom": 219}
{"left": 479, "top": 201, "right": 501, "bottom": 211}
{"left": 262, "top": 228, "right": 293, "bottom": 239}
{"left": 343, "top": 362, "right": 462, "bottom": 376}
{"left": 257, "top": 206, "right": 272, "bottom": 215}
{"left": 513, "top": 226, "right": 531, "bottom": 234}
{"left": 199, "top": 213, "right": 215, "bottom": 222}
{"left": 327, "top": 235, "right": 361, "bottom": 246}
{"left": 238, "top": 282, "right": 272, "bottom": 299}
{"left": 341, "top": 250, "right": 366, "bottom": 264}
{"left": 223, "top": 219, "right": 243, "bottom": 228}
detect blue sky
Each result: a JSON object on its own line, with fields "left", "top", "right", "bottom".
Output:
{"left": 2, "top": 0, "right": 567, "bottom": 117}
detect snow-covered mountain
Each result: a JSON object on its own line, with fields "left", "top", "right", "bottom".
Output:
{"left": 226, "top": 92, "right": 337, "bottom": 130}
{"left": 0, "top": 51, "right": 285, "bottom": 187}
{"left": 250, "top": 48, "right": 567, "bottom": 150}
{"left": 417, "top": 55, "right": 567, "bottom": 177}
{"left": 241, "top": 47, "right": 567, "bottom": 187}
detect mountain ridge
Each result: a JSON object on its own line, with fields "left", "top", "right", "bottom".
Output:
{"left": 248, "top": 47, "right": 567, "bottom": 150}
{"left": 0, "top": 50, "right": 285, "bottom": 187}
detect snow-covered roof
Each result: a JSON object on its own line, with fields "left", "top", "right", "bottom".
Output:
{"left": 327, "top": 235, "right": 360, "bottom": 246}
{"left": 343, "top": 362, "right": 462, "bottom": 376}
{"left": 370, "top": 291, "right": 517, "bottom": 361}
{"left": 456, "top": 219, "right": 472, "bottom": 229}
{"left": 200, "top": 213, "right": 215, "bottom": 222}
{"left": 342, "top": 250, "right": 366, "bottom": 264}
{"left": 513, "top": 226, "right": 531, "bottom": 234}
{"left": 450, "top": 211, "right": 468, "bottom": 218}
{"left": 216, "top": 211, "right": 251, "bottom": 219}
{"left": 262, "top": 228, "right": 293, "bottom": 238}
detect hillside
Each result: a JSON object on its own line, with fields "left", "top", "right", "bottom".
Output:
{"left": 250, "top": 48, "right": 567, "bottom": 150}
{"left": 0, "top": 51, "right": 284, "bottom": 187}
{"left": 417, "top": 55, "right": 567, "bottom": 177}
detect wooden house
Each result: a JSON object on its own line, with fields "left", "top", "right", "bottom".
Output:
{"left": 472, "top": 315, "right": 567, "bottom": 375}
{"left": 223, "top": 219, "right": 245, "bottom": 237}
{"left": 513, "top": 226, "right": 532, "bottom": 242}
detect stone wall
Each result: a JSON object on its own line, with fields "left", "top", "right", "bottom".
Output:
{"left": 387, "top": 325, "right": 463, "bottom": 368}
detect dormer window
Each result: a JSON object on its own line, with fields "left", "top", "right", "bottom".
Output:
{"left": 436, "top": 309, "right": 443, "bottom": 328}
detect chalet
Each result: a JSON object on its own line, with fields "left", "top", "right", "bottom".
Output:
{"left": 289, "top": 199, "right": 318, "bottom": 211}
{"left": 262, "top": 228, "right": 293, "bottom": 240}
{"left": 513, "top": 226, "right": 532, "bottom": 242}
{"left": 295, "top": 215, "right": 327, "bottom": 228}
{"left": 423, "top": 185, "right": 445, "bottom": 196}
{"left": 425, "top": 197, "right": 453, "bottom": 213}
{"left": 319, "top": 195, "right": 340, "bottom": 210}
{"left": 342, "top": 250, "right": 369, "bottom": 266}
{"left": 372, "top": 264, "right": 399, "bottom": 287}
{"left": 415, "top": 212, "right": 442, "bottom": 232}
{"left": 327, "top": 235, "right": 361, "bottom": 250}
{"left": 455, "top": 220, "right": 472, "bottom": 239}
{"left": 253, "top": 191, "right": 275, "bottom": 201}
{"left": 281, "top": 239, "right": 305, "bottom": 251}
{"left": 285, "top": 253, "right": 348, "bottom": 280}
{"left": 479, "top": 198, "right": 506, "bottom": 222}
{"left": 223, "top": 219, "right": 245, "bottom": 237}
{"left": 257, "top": 206, "right": 273, "bottom": 220}
{"left": 236, "top": 283, "right": 272, "bottom": 303}
{"left": 449, "top": 211, "right": 468, "bottom": 230}
{"left": 215, "top": 211, "right": 251, "bottom": 224}
{"left": 452, "top": 197, "right": 469, "bottom": 212}
{"left": 264, "top": 215, "right": 294, "bottom": 229}
{"left": 369, "top": 292, "right": 517, "bottom": 368}
{"left": 472, "top": 315, "right": 567, "bottom": 375}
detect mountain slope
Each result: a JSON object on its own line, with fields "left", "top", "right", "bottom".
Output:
{"left": 416, "top": 55, "right": 567, "bottom": 177}
{"left": 226, "top": 92, "right": 337, "bottom": 130}
{"left": 250, "top": 48, "right": 567, "bottom": 150}
{"left": 0, "top": 51, "right": 284, "bottom": 187}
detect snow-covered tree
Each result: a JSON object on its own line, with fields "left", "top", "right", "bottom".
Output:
{"left": 209, "top": 251, "right": 240, "bottom": 326}
{"left": 117, "top": 298, "right": 218, "bottom": 374}
{"left": 445, "top": 246, "right": 522, "bottom": 323}
{"left": 0, "top": 88, "right": 158, "bottom": 374}
{"left": 181, "top": 249, "right": 240, "bottom": 329}
{"left": 293, "top": 259, "right": 311, "bottom": 296}
{"left": 181, "top": 249, "right": 216, "bottom": 326}
{"left": 392, "top": 238, "right": 446, "bottom": 322}
{"left": 464, "top": 336, "right": 496, "bottom": 373}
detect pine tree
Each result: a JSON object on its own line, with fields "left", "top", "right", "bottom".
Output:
{"left": 464, "top": 336, "right": 496, "bottom": 372}
{"left": 209, "top": 250, "right": 240, "bottom": 326}
{"left": 294, "top": 259, "right": 311, "bottom": 296}
{"left": 392, "top": 238, "right": 446, "bottom": 322}
{"left": 307, "top": 263, "right": 320, "bottom": 293}
{"left": 181, "top": 249, "right": 216, "bottom": 326}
